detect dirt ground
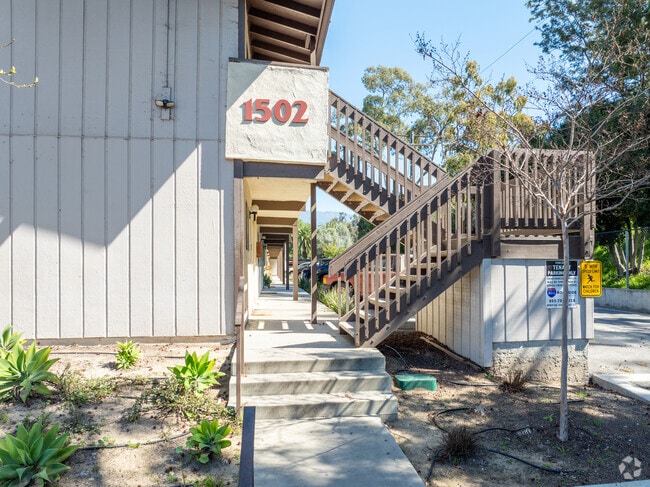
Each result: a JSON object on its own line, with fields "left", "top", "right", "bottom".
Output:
{"left": 0, "top": 340, "right": 241, "bottom": 487}
{"left": 380, "top": 331, "right": 650, "bottom": 487}
{"left": 0, "top": 333, "right": 649, "bottom": 486}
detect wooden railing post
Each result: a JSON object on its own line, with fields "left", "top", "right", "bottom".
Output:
{"left": 310, "top": 183, "right": 318, "bottom": 324}
{"left": 482, "top": 153, "right": 501, "bottom": 258}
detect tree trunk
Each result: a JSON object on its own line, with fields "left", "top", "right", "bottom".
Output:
{"left": 609, "top": 243, "right": 626, "bottom": 277}
{"left": 558, "top": 220, "right": 570, "bottom": 442}
{"left": 633, "top": 229, "right": 646, "bottom": 273}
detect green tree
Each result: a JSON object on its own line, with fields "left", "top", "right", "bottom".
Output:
{"left": 362, "top": 66, "right": 427, "bottom": 136}
{"left": 528, "top": 0, "right": 650, "bottom": 274}
{"left": 297, "top": 220, "right": 311, "bottom": 260}
{"left": 415, "top": 17, "right": 650, "bottom": 441}
{"left": 361, "top": 58, "right": 534, "bottom": 173}
{"left": 317, "top": 214, "right": 355, "bottom": 258}
{"left": 353, "top": 215, "right": 374, "bottom": 241}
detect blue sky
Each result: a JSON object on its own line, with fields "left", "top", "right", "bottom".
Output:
{"left": 317, "top": 1, "right": 543, "bottom": 214}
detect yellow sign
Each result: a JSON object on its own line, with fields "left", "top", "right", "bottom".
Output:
{"left": 579, "top": 260, "right": 602, "bottom": 297}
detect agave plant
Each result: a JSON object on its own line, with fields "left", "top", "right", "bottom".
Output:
{"left": 0, "top": 420, "right": 78, "bottom": 486}
{"left": 0, "top": 325, "right": 25, "bottom": 359}
{"left": 181, "top": 418, "right": 232, "bottom": 463}
{"left": 0, "top": 342, "right": 59, "bottom": 403}
{"left": 168, "top": 351, "right": 224, "bottom": 394}
{"left": 115, "top": 340, "right": 141, "bottom": 370}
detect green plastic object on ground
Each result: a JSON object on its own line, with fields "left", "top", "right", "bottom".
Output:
{"left": 394, "top": 373, "right": 437, "bottom": 391}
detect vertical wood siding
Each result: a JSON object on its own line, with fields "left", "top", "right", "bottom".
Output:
{"left": 0, "top": 0, "right": 238, "bottom": 339}
{"left": 417, "top": 266, "right": 488, "bottom": 366}
{"left": 416, "top": 260, "right": 594, "bottom": 367}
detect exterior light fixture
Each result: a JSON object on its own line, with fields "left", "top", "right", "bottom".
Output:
{"left": 155, "top": 99, "right": 175, "bottom": 108}
{"left": 249, "top": 205, "right": 259, "bottom": 222}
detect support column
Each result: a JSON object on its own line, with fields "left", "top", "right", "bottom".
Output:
{"left": 292, "top": 222, "right": 298, "bottom": 301}
{"left": 311, "top": 184, "right": 318, "bottom": 324}
{"left": 284, "top": 243, "right": 288, "bottom": 285}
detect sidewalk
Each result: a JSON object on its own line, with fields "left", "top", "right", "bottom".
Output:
{"left": 590, "top": 308, "right": 650, "bottom": 405}
{"left": 244, "top": 279, "right": 424, "bottom": 487}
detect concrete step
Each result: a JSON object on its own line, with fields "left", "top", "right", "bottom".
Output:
{"left": 232, "top": 347, "right": 385, "bottom": 375}
{"left": 339, "top": 318, "right": 415, "bottom": 340}
{"left": 237, "top": 391, "right": 398, "bottom": 421}
{"left": 232, "top": 370, "right": 391, "bottom": 398}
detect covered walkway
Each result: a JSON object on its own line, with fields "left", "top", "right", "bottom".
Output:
{"left": 234, "top": 279, "right": 424, "bottom": 487}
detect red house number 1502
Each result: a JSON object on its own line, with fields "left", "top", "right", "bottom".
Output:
{"left": 242, "top": 98, "right": 309, "bottom": 124}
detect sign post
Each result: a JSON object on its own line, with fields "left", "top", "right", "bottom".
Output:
{"left": 579, "top": 260, "right": 602, "bottom": 297}
{"left": 546, "top": 260, "right": 578, "bottom": 309}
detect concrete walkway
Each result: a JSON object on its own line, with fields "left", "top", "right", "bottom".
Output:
{"left": 591, "top": 307, "right": 650, "bottom": 405}
{"left": 243, "top": 280, "right": 424, "bottom": 487}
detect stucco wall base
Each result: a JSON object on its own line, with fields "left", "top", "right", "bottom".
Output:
{"left": 491, "top": 340, "right": 589, "bottom": 384}
{"left": 595, "top": 288, "right": 650, "bottom": 314}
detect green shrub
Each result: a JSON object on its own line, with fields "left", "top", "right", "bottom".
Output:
{"left": 124, "top": 376, "right": 237, "bottom": 422}
{"left": 0, "top": 420, "right": 78, "bottom": 486}
{"left": 115, "top": 340, "right": 141, "bottom": 370}
{"left": 0, "top": 325, "right": 25, "bottom": 360}
{"left": 0, "top": 342, "right": 59, "bottom": 404}
{"left": 263, "top": 273, "right": 272, "bottom": 287}
{"left": 317, "top": 287, "right": 350, "bottom": 314}
{"left": 179, "top": 418, "right": 232, "bottom": 464}
{"left": 298, "top": 277, "right": 310, "bottom": 292}
{"left": 168, "top": 351, "right": 224, "bottom": 395}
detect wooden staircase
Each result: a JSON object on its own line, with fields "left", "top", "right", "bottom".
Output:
{"left": 328, "top": 164, "right": 487, "bottom": 347}
{"left": 320, "top": 92, "right": 445, "bottom": 224}
{"left": 320, "top": 90, "right": 483, "bottom": 347}
{"left": 321, "top": 91, "right": 592, "bottom": 349}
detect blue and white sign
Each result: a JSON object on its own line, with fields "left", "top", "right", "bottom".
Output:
{"left": 546, "top": 260, "right": 578, "bottom": 309}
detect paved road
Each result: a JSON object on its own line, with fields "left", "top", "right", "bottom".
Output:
{"left": 591, "top": 307, "right": 650, "bottom": 376}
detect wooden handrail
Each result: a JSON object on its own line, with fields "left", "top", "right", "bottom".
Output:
{"left": 329, "top": 148, "right": 590, "bottom": 348}
{"left": 328, "top": 170, "right": 455, "bottom": 278}
{"left": 328, "top": 91, "right": 446, "bottom": 218}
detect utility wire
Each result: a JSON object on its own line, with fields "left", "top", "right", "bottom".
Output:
{"left": 481, "top": 28, "right": 536, "bottom": 75}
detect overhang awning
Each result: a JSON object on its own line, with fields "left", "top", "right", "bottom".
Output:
{"left": 245, "top": 0, "right": 335, "bottom": 66}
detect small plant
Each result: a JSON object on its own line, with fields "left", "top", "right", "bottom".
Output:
{"left": 179, "top": 418, "right": 232, "bottom": 464}
{"left": 544, "top": 413, "right": 556, "bottom": 423}
{"left": 0, "top": 325, "right": 24, "bottom": 359}
{"left": 57, "top": 365, "right": 116, "bottom": 406}
{"left": 0, "top": 420, "right": 78, "bottom": 486}
{"left": 97, "top": 436, "right": 116, "bottom": 448}
{"left": 168, "top": 351, "right": 224, "bottom": 395}
{"left": 115, "top": 340, "right": 141, "bottom": 370}
{"left": 501, "top": 370, "right": 528, "bottom": 393}
{"left": 575, "top": 389, "right": 588, "bottom": 399}
{"left": 439, "top": 426, "right": 477, "bottom": 461}
{"left": 556, "top": 445, "right": 570, "bottom": 454}
{"left": 21, "top": 412, "right": 52, "bottom": 431}
{"left": 263, "top": 273, "right": 272, "bottom": 287}
{"left": 0, "top": 342, "right": 59, "bottom": 403}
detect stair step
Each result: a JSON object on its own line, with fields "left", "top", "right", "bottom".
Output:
{"left": 339, "top": 317, "right": 415, "bottom": 335}
{"left": 231, "top": 370, "right": 391, "bottom": 397}
{"left": 236, "top": 391, "right": 398, "bottom": 421}
{"left": 339, "top": 321, "right": 355, "bottom": 338}
{"left": 232, "top": 347, "right": 385, "bottom": 375}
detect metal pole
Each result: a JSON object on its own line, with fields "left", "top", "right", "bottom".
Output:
{"left": 625, "top": 229, "right": 630, "bottom": 289}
